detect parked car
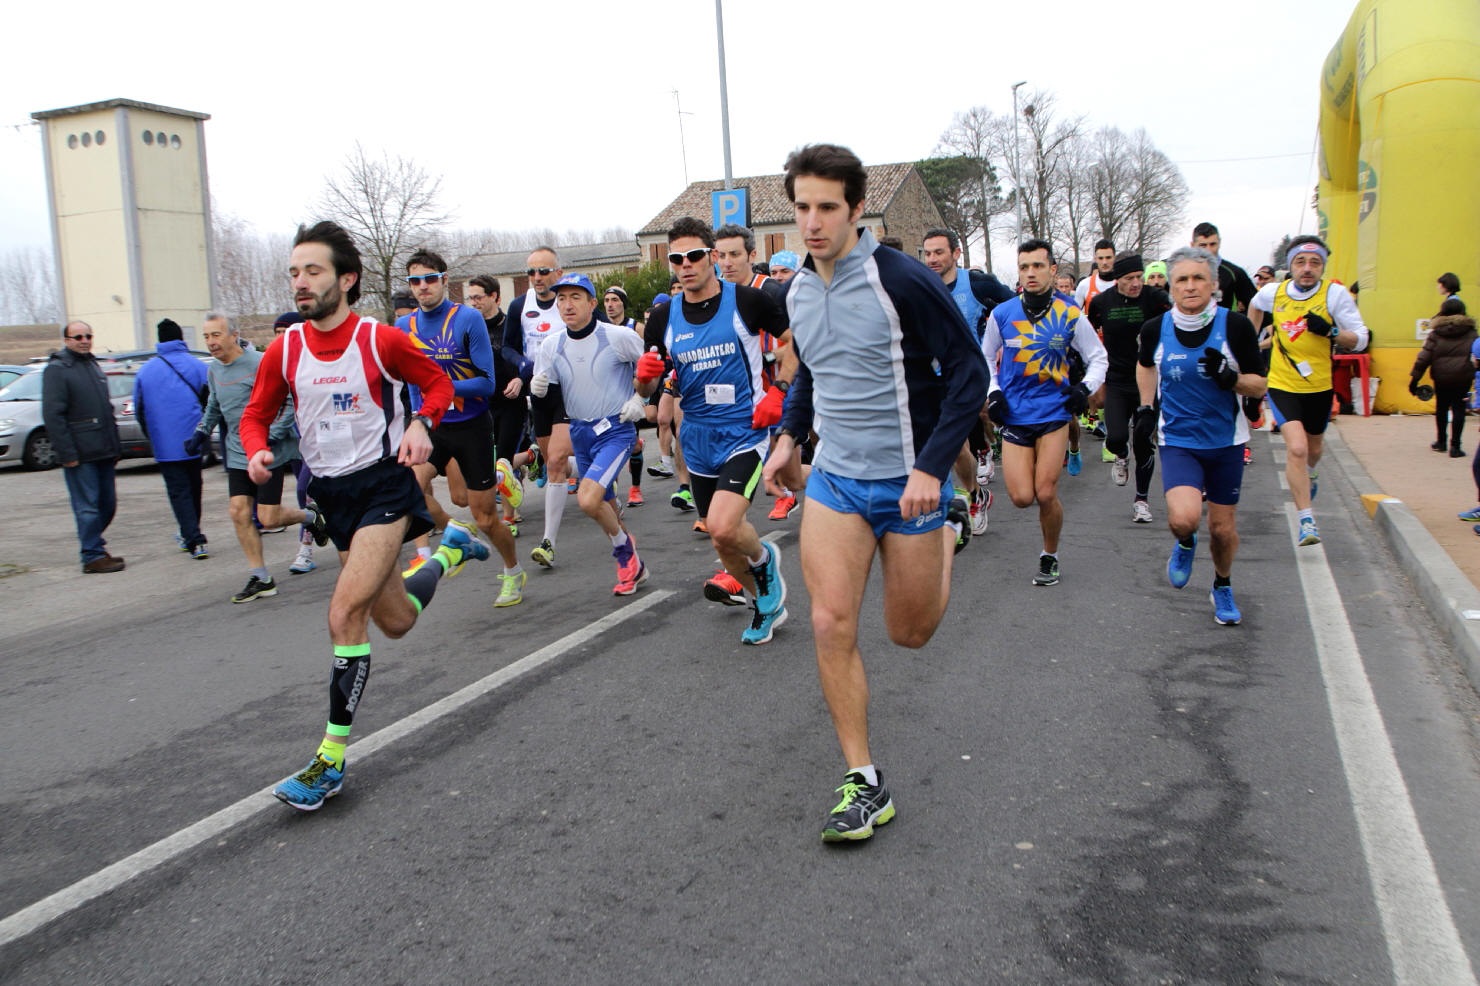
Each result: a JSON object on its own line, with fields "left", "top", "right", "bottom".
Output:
{"left": 0, "top": 365, "right": 29, "bottom": 390}
{"left": 0, "top": 365, "right": 217, "bottom": 469}
{"left": 97, "top": 348, "right": 212, "bottom": 367}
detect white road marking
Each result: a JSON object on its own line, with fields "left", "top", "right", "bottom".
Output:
{"left": 1285, "top": 507, "right": 1477, "bottom": 985}
{"left": 0, "top": 590, "right": 677, "bottom": 948}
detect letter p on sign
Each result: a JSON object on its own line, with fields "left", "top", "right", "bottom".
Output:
{"left": 711, "top": 188, "right": 750, "bottom": 230}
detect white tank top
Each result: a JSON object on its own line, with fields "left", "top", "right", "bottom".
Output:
{"left": 283, "top": 318, "right": 407, "bottom": 478}
{"left": 519, "top": 292, "right": 561, "bottom": 364}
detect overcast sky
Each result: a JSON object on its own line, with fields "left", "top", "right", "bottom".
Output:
{"left": 0, "top": 0, "right": 1360, "bottom": 276}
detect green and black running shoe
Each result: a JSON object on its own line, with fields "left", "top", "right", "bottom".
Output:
{"left": 822, "top": 770, "right": 895, "bottom": 843}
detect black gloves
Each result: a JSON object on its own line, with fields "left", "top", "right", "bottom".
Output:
{"left": 987, "top": 391, "right": 1009, "bottom": 426}
{"left": 1132, "top": 405, "right": 1156, "bottom": 446}
{"left": 1305, "top": 312, "right": 1334, "bottom": 338}
{"left": 183, "top": 430, "right": 208, "bottom": 457}
{"left": 1408, "top": 378, "right": 1420, "bottom": 397}
{"left": 1198, "top": 347, "right": 1240, "bottom": 390}
{"left": 1063, "top": 382, "right": 1091, "bottom": 417}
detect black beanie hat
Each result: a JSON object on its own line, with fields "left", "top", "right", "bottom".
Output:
{"left": 157, "top": 318, "right": 183, "bottom": 343}
{"left": 1110, "top": 254, "right": 1144, "bottom": 281}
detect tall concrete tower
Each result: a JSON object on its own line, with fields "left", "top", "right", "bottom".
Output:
{"left": 31, "top": 98, "right": 218, "bottom": 352}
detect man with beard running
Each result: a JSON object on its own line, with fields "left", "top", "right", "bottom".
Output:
{"left": 240, "top": 221, "right": 483, "bottom": 811}
{"left": 1087, "top": 251, "right": 1171, "bottom": 523}
{"left": 982, "top": 238, "right": 1107, "bottom": 586}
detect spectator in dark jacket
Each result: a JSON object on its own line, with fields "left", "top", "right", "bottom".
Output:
{"left": 134, "top": 318, "right": 210, "bottom": 558}
{"left": 1410, "top": 298, "right": 1477, "bottom": 456}
{"left": 42, "top": 321, "right": 125, "bottom": 572}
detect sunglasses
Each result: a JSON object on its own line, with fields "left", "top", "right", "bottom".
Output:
{"left": 68, "top": 334, "right": 94, "bottom": 340}
{"left": 667, "top": 248, "right": 711, "bottom": 266}
{"left": 405, "top": 273, "right": 446, "bottom": 286}
{"left": 526, "top": 267, "right": 556, "bottom": 276}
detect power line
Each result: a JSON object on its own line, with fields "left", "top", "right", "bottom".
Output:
{"left": 1177, "top": 150, "right": 1309, "bottom": 165}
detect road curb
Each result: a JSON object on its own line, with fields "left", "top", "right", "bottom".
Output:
{"left": 1328, "top": 428, "right": 1480, "bottom": 693}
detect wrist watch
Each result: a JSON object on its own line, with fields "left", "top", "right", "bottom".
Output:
{"left": 774, "top": 379, "right": 790, "bottom": 393}
{"left": 411, "top": 414, "right": 434, "bottom": 432}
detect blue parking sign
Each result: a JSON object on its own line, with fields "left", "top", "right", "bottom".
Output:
{"left": 711, "top": 187, "right": 750, "bottom": 229}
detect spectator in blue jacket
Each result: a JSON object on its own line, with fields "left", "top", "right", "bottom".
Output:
{"left": 134, "top": 318, "right": 210, "bottom": 558}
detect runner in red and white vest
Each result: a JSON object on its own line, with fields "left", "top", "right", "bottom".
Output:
{"left": 239, "top": 220, "right": 481, "bottom": 814}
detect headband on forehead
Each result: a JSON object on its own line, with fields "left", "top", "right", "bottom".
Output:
{"left": 1286, "top": 242, "right": 1329, "bottom": 269}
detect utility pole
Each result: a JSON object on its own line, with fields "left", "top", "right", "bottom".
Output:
{"left": 715, "top": 0, "right": 734, "bottom": 188}
{"left": 671, "top": 90, "right": 692, "bottom": 187}
{"left": 1011, "top": 81, "right": 1027, "bottom": 243}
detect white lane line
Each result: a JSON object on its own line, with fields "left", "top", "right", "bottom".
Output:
{"left": 0, "top": 590, "right": 677, "bottom": 949}
{"left": 1285, "top": 507, "right": 1477, "bottom": 985}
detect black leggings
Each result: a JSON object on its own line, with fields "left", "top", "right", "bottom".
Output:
{"left": 1435, "top": 385, "right": 1467, "bottom": 448}
{"left": 492, "top": 400, "right": 527, "bottom": 463}
{"left": 1103, "top": 385, "right": 1156, "bottom": 497}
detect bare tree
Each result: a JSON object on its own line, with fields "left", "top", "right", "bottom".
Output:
{"left": 0, "top": 247, "right": 61, "bottom": 324}
{"left": 1056, "top": 136, "right": 1097, "bottom": 276}
{"left": 1119, "top": 129, "right": 1190, "bottom": 258}
{"left": 1088, "top": 127, "right": 1134, "bottom": 249}
{"left": 934, "top": 107, "right": 1013, "bottom": 273}
{"left": 1009, "top": 92, "right": 1083, "bottom": 260}
{"left": 213, "top": 210, "right": 293, "bottom": 329}
{"left": 316, "top": 143, "right": 450, "bottom": 320}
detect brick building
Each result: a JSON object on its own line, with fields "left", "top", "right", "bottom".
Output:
{"left": 636, "top": 163, "right": 945, "bottom": 264}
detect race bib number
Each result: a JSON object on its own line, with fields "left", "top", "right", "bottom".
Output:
{"left": 317, "top": 419, "right": 354, "bottom": 469}
{"left": 704, "top": 384, "right": 736, "bottom": 405}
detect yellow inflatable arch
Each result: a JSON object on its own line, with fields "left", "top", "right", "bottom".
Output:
{"left": 1318, "top": 0, "right": 1480, "bottom": 412}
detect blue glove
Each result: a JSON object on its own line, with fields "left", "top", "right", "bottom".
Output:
{"left": 183, "top": 430, "right": 207, "bottom": 458}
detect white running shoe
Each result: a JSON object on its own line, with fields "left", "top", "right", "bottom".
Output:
{"left": 1111, "top": 457, "right": 1129, "bottom": 487}
{"left": 976, "top": 451, "right": 994, "bottom": 486}
{"left": 289, "top": 544, "right": 316, "bottom": 574}
{"left": 1132, "top": 500, "right": 1153, "bottom": 524}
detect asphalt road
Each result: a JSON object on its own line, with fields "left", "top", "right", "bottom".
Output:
{"left": 2, "top": 432, "right": 1479, "bottom": 985}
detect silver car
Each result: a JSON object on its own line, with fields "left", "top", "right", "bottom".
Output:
{"left": 0, "top": 365, "right": 152, "bottom": 469}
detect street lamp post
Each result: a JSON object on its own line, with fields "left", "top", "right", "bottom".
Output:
{"left": 1011, "top": 81, "right": 1026, "bottom": 243}
{"left": 715, "top": 0, "right": 734, "bottom": 189}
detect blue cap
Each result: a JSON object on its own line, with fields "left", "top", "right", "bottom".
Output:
{"left": 553, "top": 272, "right": 595, "bottom": 297}
{"left": 651, "top": 292, "right": 671, "bottom": 308}
{"left": 769, "top": 250, "right": 800, "bottom": 271}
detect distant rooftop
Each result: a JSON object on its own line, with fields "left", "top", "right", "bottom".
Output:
{"left": 464, "top": 240, "right": 640, "bottom": 275}
{"left": 32, "top": 98, "right": 210, "bottom": 122}
{"left": 638, "top": 163, "right": 919, "bottom": 236}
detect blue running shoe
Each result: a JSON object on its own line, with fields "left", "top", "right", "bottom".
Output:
{"left": 438, "top": 519, "right": 490, "bottom": 576}
{"left": 273, "top": 754, "right": 344, "bottom": 811}
{"left": 1210, "top": 584, "right": 1241, "bottom": 625}
{"left": 750, "top": 541, "right": 787, "bottom": 615}
{"left": 1167, "top": 536, "right": 1195, "bottom": 589}
{"left": 742, "top": 604, "right": 787, "bottom": 645}
{"left": 1309, "top": 470, "right": 1319, "bottom": 501}
{"left": 1458, "top": 506, "right": 1480, "bottom": 522}
{"left": 1297, "top": 517, "right": 1321, "bottom": 547}
{"left": 1066, "top": 449, "right": 1082, "bottom": 476}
